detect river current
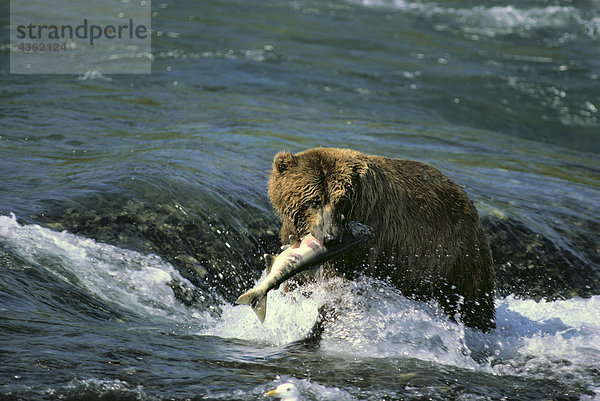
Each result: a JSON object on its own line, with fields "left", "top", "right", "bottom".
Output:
{"left": 1, "top": 0, "right": 599, "bottom": 400}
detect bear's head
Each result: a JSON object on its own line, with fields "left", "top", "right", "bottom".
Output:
{"left": 268, "top": 148, "right": 366, "bottom": 246}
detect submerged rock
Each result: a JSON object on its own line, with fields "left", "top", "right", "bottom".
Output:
{"left": 482, "top": 215, "right": 600, "bottom": 300}
{"left": 34, "top": 193, "right": 281, "bottom": 312}
{"left": 34, "top": 192, "right": 599, "bottom": 310}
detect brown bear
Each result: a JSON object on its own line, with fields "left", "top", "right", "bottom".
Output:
{"left": 268, "top": 147, "right": 495, "bottom": 332}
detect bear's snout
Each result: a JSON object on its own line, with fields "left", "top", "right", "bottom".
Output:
{"left": 310, "top": 205, "right": 343, "bottom": 245}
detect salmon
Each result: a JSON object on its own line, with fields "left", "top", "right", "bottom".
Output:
{"left": 236, "top": 221, "right": 374, "bottom": 322}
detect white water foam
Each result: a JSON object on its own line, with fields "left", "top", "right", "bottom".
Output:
{"left": 491, "top": 296, "right": 600, "bottom": 377}
{"left": 203, "top": 275, "right": 327, "bottom": 345}
{"left": 356, "top": 0, "right": 600, "bottom": 39}
{"left": 211, "top": 277, "right": 482, "bottom": 368}
{"left": 2, "top": 214, "right": 598, "bottom": 392}
{"left": 0, "top": 214, "right": 208, "bottom": 323}
{"left": 213, "top": 274, "right": 600, "bottom": 389}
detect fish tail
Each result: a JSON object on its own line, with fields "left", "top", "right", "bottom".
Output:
{"left": 236, "top": 289, "right": 267, "bottom": 323}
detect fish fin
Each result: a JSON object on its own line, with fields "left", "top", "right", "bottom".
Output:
{"left": 236, "top": 290, "right": 267, "bottom": 323}
{"left": 264, "top": 253, "right": 277, "bottom": 275}
{"left": 253, "top": 295, "right": 267, "bottom": 323}
{"left": 312, "top": 264, "right": 324, "bottom": 281}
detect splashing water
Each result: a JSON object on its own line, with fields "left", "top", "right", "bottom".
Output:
{"left": 210, "top": 271, "right": 600, "bottom": 389}
{"left": 0, "top": 213, "right": 209, "bottom": 323}
{"left": 1, "top": 214, "right": 599, "bottom": 399}
{"left": 357, "top": 0, "right": 600, "bottom": 39}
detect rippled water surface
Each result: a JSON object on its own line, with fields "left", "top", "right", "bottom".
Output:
{"left": 1, "top": 0, "right": 599, "bottom": 400}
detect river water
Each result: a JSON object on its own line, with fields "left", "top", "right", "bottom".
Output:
{"left": 1, "top": 0, "right": 599, "bottom": 400}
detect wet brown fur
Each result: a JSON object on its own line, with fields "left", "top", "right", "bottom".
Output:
{"left": 268, "top": 148, "right": 495, "bottom": 332}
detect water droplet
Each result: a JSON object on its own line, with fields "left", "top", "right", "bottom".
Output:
{"left": 585, "top": 101, "right": 597, "bottom": 113}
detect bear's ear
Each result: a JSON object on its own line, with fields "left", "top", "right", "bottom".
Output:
{"left": 273, "top": 151, "right": 297, "bottom": 174}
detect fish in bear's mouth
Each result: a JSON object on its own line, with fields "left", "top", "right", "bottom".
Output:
{"left": 236, "top": 221, "right": 375, "bottom": 322}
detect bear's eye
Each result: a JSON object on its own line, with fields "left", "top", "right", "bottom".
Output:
{"left": 307, "top": 199, "right": 321, "bottom": 209}
{"left": 338, "top": 197, "right": 351, "bottom": 214}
